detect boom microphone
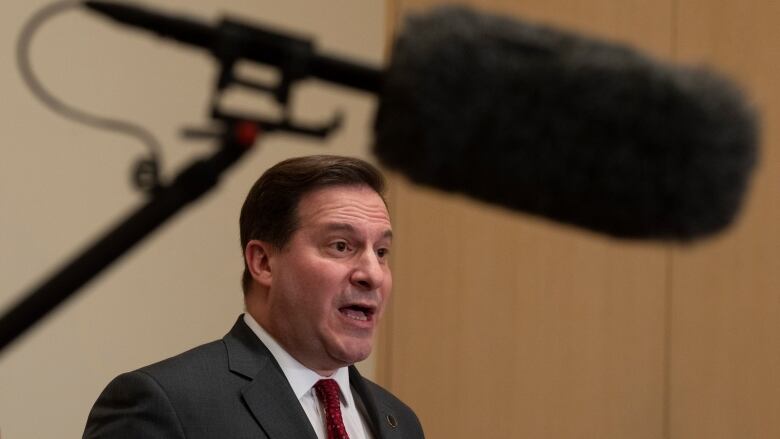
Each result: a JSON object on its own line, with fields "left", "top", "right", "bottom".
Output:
{"left": 374, "top": 6, "right": 758, "bottom": 241}
{"left": 83, "top": 2, "right": 758, "bottom": 241}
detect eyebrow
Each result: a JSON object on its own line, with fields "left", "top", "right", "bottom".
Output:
{"left": 323, "top": 223, "right": 393, "bottom": 240}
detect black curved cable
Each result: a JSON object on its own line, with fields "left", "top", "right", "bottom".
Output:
{"left": 17, "top": 0, "right": 162, "bottom": 186}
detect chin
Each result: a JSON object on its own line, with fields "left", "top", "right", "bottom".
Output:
{"left": 333, "top": 341, "right": 373, "bottom": 365}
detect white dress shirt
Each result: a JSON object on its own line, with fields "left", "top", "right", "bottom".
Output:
{"left": 243, "top": 313, "right": 373, "bottom": 439}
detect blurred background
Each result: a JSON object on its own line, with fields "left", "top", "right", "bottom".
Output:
{"left": 1, "top": 0, "right": 778, "bottom": 438}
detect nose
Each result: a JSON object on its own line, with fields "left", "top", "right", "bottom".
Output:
{"left": 350, "top": 249, "right": 388, "bottom": 291}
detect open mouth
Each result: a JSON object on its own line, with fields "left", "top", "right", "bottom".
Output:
{"left": 339, "top": 304, "right": 376, "bottom": 322}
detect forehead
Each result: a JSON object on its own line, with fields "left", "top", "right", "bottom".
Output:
{"left": 296, "top": 185, "right": 391, "bottom": 231}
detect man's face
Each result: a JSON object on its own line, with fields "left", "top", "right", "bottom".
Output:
{"left": 254, "top": 185, "right": 393, "bottom": 374}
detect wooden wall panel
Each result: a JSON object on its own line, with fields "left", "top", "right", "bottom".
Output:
{"left": 670, "top": 1, "right": 780, "bottom": 438}
{"left": 379, "top": 3, "right": 674, "bottom": 438}
{"left": 383, "top": 181, "right": 669, "bottom": 438}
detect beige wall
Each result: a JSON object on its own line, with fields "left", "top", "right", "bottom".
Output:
{"left": 380, "top": 0, "right": 779, "bottom": 438}
{"left": 0, "top": 1, "right": 384, "bottom": 437}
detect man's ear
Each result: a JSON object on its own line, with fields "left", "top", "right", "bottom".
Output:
{"left": 244, "top": 240, "right": 275, "bottom": 288}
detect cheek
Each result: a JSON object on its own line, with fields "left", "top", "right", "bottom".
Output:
{"left": 385, "top": 269, "right": 393, "bottom": 292}
{"left": 306, "top": 256, "right": 350, "bottom": 284}
{"left": 382, "top": 267, "right": 393, "bottom": 294}
{"left": 375, "top": 270, "right": 393, "bottom": 315}
{"left": 283, "top": 259, "right": 349, "bottom": 308}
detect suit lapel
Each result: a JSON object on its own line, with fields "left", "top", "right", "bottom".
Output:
{"left": 349, "top": 366, "right": 404, "bottom": 439}
{"left": 223, "top": 316, "right": 318, "bottom": 439}
{"left": 241, "top": 372, "right": 318, "bottom": 439}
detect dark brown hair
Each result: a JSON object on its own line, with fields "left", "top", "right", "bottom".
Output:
{"left": 239, "top": 155, "right": 386, "bottom": 293}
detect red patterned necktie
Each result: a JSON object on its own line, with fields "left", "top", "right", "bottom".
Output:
{"left": 314, "top": 379, "right": 350, "bottom": 439}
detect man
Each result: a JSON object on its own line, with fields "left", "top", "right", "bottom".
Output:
{"left": 84, "top": 155, "right": 424, "bottom": 439}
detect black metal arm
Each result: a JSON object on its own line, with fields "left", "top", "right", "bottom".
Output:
{"left": 0, "top": 122, "right": 255, "bottom": 353}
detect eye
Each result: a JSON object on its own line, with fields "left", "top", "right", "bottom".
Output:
{"left": 331, "top": 241, "right": 349, "bottom": 252}
{"left": 376, "top": 248, "right": 390, "bottom": 259}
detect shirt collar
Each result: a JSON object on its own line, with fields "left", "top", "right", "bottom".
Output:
{"left": 243, "top": 313, "right": 354, "bottom": 407}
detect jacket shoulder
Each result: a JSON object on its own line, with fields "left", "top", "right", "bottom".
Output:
{"left": 139, "top": 339, "right": 227, "bottom": 382}
{"left": 84, "top": 339, "right": 251, "bottom": 438}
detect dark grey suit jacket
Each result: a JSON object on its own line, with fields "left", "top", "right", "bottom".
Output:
{"left": 84, "top": 316, "right": 423, "bottom": 439}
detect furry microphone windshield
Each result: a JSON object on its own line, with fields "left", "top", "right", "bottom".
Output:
{"left": 374, "top": 6, "right": 758, "bottom": 241}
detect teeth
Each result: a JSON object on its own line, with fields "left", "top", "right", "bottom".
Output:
{"left": 342, "top": 308, "right": 368, "bottom": 321}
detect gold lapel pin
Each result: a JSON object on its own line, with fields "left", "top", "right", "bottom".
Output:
{"left": 386, "top": 414, "right": 398, "bottom": 428}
